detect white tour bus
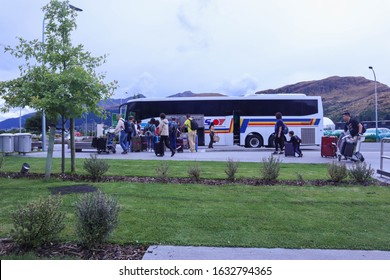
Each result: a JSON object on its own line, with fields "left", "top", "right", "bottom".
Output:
{"left": 119, "top": 94, "right": 323, "bottom": 147}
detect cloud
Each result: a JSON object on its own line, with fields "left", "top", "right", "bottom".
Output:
{"left": 218, "top": 74, "right": 260, "bottom": 96}
{"left": 176, "top": 0, "right": 214, "bottom": 52}
{"left": 120, "top": 72, "right": 157, "bottom": 98}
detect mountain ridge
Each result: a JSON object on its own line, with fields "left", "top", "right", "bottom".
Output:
{"left": 256, "top": 76, "right": 390, "bottom": 121}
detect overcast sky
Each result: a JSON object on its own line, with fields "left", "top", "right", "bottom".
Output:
{"left": 1, "top": 0, "right": 390, "bottom": 120}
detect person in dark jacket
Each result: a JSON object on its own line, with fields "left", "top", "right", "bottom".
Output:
{"left": 287, "top": 131, "right": 303, "bottom": 157}
{"left": 208, "top": 122, "right": 215, "bottom": 148}
{"left": 273, "top": 112, "right": 285, "bottom": 154}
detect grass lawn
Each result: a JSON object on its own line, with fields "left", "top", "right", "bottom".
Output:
{"left": 1, "top": 156, "right": 329, "bottom": 180}
{"left": 1, "top": 177, "right": 389, "bottom": 251}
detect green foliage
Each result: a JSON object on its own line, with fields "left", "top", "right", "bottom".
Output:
{"left": 0, "top": 153, "right": 4, "bottom": 172}
{"left": 260, "top": 155, "right": 281, "bottom": 181}
{"left": 24, "top": 112, "right": 43, "bottom": 134}
{"left": 10, "top": 195, "right": 65, "bottom": 249}
{"left": 349, "top": 162, "right": 375, "bottom": 183}
{"left": 225, "top": 158, "right": 240, "bottom": 181}
{"left": 83, "top": 154, "right": 109, "bottom": 182}
{"left": 75, "top": 190, "right": 120, "bottom": 247}
{"left": 296, "top": 172, "right": 305, "bottom": 183}
{"left": 155, "top": 162, "right": 170, "bottom": 183}
{"left": 327, "top": 162, "right": 348, "bottom": 183}
{"left": 187, "top": 164, "right": 201, "bottom": 182}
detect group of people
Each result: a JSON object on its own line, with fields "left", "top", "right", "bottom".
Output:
{"left": 114, "top": 113, "right": 199, "bottom": 156}
{"left": 274, "top": 111, "right": 365, "bottom": 158}
{"left": 273, "top": 112, "right": 303, "bottom": 157}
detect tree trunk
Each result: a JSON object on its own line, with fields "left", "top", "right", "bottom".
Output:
{"left": 70, "top": 118, "right": 76, "bottom": 172}
{"left": 44, "top": 125, "right": 56, "bottom": 180}
{"left": 61, "top": 116, "right": 65, "bottom": 176}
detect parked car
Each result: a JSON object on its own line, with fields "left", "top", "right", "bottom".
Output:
{"left": 327, "top": 129, "right": 345, "bottom": 137}
{"left": 364, "top": 128, "right": 390, "bottom": 140}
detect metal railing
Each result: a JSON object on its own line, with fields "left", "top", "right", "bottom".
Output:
{"left": 378, "top": 138, "right": 390, "bottom": 178}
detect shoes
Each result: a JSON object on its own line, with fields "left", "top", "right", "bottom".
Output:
{"left": 299, "top": 153, "right": 303, "bottom": 157}
{"left": 121, "top": 151, "right": 127, "bottom": 154}
{"left": 171, "top": 150, "right": 176, "bottom": 157}
{"left": 272, "top": 151, "right": 278, "bottom": 155}
{"left": 279, "top": 151, "right": 284, "bottom": 154}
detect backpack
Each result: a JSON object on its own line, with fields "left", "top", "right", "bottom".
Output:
{"left": 169, "top": 121, "right": 177, "bottom": 134}
{"left": 124, "top": 120, "right": 132, "bottom": 134}
{"left": 295, "top": 135, "right": 301, "bottom": 144}
{"left": 282, "top": 123, "right": 288, "bottom": 134}
{"left": 130, "top": 122, "right": 136, "bottom": 137}
{"left": 190, "top": 119, "right": 199, "bottom": 130}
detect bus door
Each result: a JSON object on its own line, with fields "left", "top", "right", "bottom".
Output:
{"left": 233, "top": 111, "right": 241, "bottom": 145}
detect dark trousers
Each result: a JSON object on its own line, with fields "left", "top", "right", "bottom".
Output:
{"left": 208, "top": 132, "right": 214, "bottom": 148}
{"left": 275, "top": 135, "right": 284, "bottom": 151}
{"left": 160, "top": 135, "right": 174, "bottom": 155}
{"left": 293, "top": 142, "right": 302, "bottom": 156}
{"left": 169, "top": 133, "right": 177, "bottom": 150}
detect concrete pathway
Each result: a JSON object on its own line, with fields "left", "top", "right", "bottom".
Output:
{"left": 143, "top": 245, "right": 390, "bottom": 260}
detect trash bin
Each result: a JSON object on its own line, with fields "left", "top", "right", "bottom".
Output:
{"left": 0, "top": 133, "right": 15, "bottom": 154}
{"left": 14, "top": 133, "right": 32, "bottom": 155}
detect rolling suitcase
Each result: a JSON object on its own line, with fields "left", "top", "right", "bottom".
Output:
{"left": 176, "top": 138, "right": 184, "bottom": 153}
{"left": 343, "top": 142, "right": 355, "bottom": 157}
{"left": 132, "top": 135, "right": 142, "bottom": 152}
{"left": 321, "top": 136, "right": 337, "bottom": 157}
{"left": 140, "top": 136, "right": 147, "bottom": 151}
{"left": 284, "top": 142, "right": 295, "bottom": 157}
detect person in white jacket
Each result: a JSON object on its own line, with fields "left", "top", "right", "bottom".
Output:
{"left": 114, "top": 114, "right": 128, "bottom": 154}
{"left": 158, "top": 113, "right": 176, "bottom": 157}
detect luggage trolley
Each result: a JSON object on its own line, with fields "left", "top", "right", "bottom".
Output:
{"left": 92, "top": 132, "right": 117, "bottom": 154}
{"left": 337, "top": 133, "right": 365, "bottom": 162}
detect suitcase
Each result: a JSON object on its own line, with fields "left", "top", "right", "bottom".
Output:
{"left": 343, "top": 142, "right": 355, "bottom": 157}
{"left": 321, "top": 136, "right": 337, "bottom": 157}
{"left": 132, "top": 135, "right": 142, "bottom": 152}
{"left": 176, "top": 138, "right": 184, "bottom": 153}
{"left": 140, "top": 136, "right": 147, "bottom": 151}
{"left": 284, "top": 142, "right": 295, "bottom": 157}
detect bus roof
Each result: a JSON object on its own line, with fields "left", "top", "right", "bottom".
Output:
{"left": 122, "top": 94, "right": 320, "bottom": 105}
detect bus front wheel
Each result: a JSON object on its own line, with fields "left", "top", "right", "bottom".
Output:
{"left": 245, "top": 134, "right": 263, "bottom": 148}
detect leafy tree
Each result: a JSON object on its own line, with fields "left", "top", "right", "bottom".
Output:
{"left": 24, "top": 112, "right": 43, "bottom": 134}
{"left": 0, "top": 0, "right": 117, "bottom": 178}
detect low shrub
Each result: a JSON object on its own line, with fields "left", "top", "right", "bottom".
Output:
{"left": 187, "top": 164, "right": 201, "bottom": 182}
{"left": 75, "top": 190, "right": 120, "bottom": 247}
{"left": 10, "top": 195, "right": 65, "bottom": 248}
{"left": 225, "top": 158, "right": 240, "bottom": 181}
{"left": 83, "top": 154, "right": 110, "bottom": 182}
{"left": 296, "top": 172, "right": 305, "bottom": 184}
{"left": 156, "top": 161, "right": 170, "bottom": 183}
{"left": 327, "top": 162, "right": 348, "bottom": 182}
{"left": 349, "top": 162, "right": 375, "bottom": 183}
{"left": 260, "top": 155, "right": 281, "bottom": 181}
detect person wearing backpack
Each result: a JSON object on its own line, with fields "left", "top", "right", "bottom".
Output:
{"left": 273, "top": 112, "right": 286, "bottom": 155}
{"left": 168, "top": 117, "right": 178, "bottom": 150}
{"left": 287, "top": 130, "right": 303, "bottom": 157}
{"left": 183, "top": 114, "right": 197, "bottom": 152}
{"left": 114, "top": 114, "right": 128, "bottom": 154}
{"left": 124, "top": 116, "right": 136, "bottom": 152}
{"left": 144, "top": 118, "right": 156, "bottom": 152}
